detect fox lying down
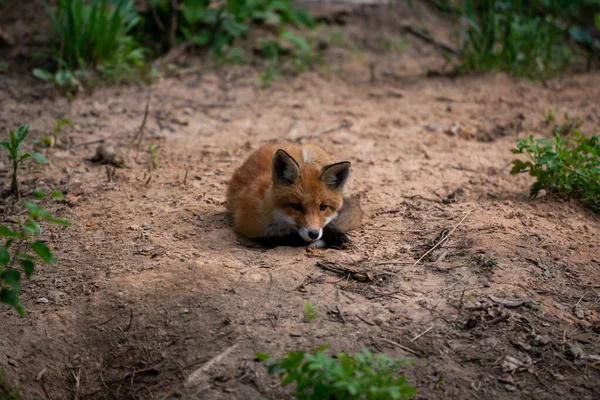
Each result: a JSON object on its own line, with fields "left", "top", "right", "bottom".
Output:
{"left": 227, "top": 143, "right": 362, "bottom": 248}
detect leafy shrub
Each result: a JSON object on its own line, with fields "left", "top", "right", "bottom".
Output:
{"left": 437, "top": 0, "right": 600, "bottom": 78}
{"left": 143, "top": 0, "right": 316, "bottom": 68}
{"left": 0, "top": 125, "right": 48, "bottom": 199}
{"left": 1, "top": 197, "right": 71, "bottom": 316}
{"left": 34, "top": 0, "right": 147, "bottom": 93}
{"left": 510, "top": 123, "right": 600, "bottom": 211}
{"left": 255, "top": 347, "right": 415, "bottom": 400}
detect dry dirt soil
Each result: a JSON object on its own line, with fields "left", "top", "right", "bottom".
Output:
{"left": 1, "top": 1, "right": 599, "bottom": 400}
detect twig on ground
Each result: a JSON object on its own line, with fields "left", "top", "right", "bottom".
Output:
{"left": 575, "top": 292, "right": 588, "bottom": 308}
{"left": 380, "top": 338, "right": 419, "bottom": 356}
{"left": 131, "top": 94, "right": 151, "bottom": 159}
{"left": 124, "top": 308, "right": 133, "bottom": 332}
{"left": 336, "top": 304, "right": 346, "bottom": 324}
{"left": 186, "top": 343, "right": 239, "bottom": 387}
{"left": 169, "top": 0, "right": 178, "bottom": 49}
{"left": 183, "top": 166, "right": 189, "bottom": 185}
{"left": 316, "top": 261, "right": 374, "bottom": 282}
{"left": 413, "top": 209, "right": 473, "bottom": 266}
{"left": 361, "top": 228, "right": 425, "bottom": 233}
{"left": 401, "top": 24, "right": 457, "bottom": 54}
{"left": 73, "top": 133, "right": 115, "bottom": 148}
{"left": 294, "top": 120, "right": 352, "bottom": 142}
{"left": 357, "top": 315, "right": 375, "bottom": 326}
{"left": 411, "top": 326, "right": 434, "bottom": 342}
{"left": 489, "top": 313, "right": 510, "bottom": 325}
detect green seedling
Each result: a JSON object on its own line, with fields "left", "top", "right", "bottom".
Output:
{"left": 34, "top": 119, "right": 74, "bottom": 148}
{"left": 0, "top": 125, "right": 49, "bottom": 199}
{"left": 0, "top": 195, "right": 71, "bottom": 316}
{"left": 149, "top": 144, "right": 158, "bottom": 170}
{"left": 255, "top": 347, "right": 416, "bottom": 400}
{"left": 473, "top": 254, "right": 497, "bottom": 274}
{"left": 303, "top": 301, "right": 318, "bottom": 323}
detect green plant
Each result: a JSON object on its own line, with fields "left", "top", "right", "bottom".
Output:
{"left": 473, "top": 254, "right": 497, "bottom": 273}
{"left": 0, "top": 368, "right": 26, "bottom": 400}
{"left": 0, "top": 125, "right": 49, "bottom": 199}
{"left": 34, "top": 119, "right": 74, "bottom": 148}
{"left": 149, "top": 144, "right": 158, "bottom": 169}
{"left": 1, "top": 197, "right": 71, "bottom": 316}
{"left": 510, "top": 126, "right": 600, "bottom": 211}
{"left": 255, "top": 347, "right": 415, "bottom": 400}
{"left": 436, "top": 0, "right": 600, "bottom": 78}
{"left": 143, "top": 0, "right": 316, "bottom": 67}
{"left": 0, "top": 62, "right": 8, "bottom": 72}
{"left": 34, "top": 0, "right": 146, "bottom": 94}
{"left": 303, "top": 301, "right": 318, "bottom": 323}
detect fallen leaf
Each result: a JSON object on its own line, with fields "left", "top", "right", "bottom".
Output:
{"left": 86, "top": 220, "right": 93, "bottom": 227}
{"left": 36, "top": 368, "right": 47, "bottom": 381}
{"left": 502, "top": 355, "right": 523, "bottom": 373}
{"left": 490, "top": 295, "right": 528, "bottom": 307}
{"left": 498, "top": 374, "right": 514, "bottom": 384}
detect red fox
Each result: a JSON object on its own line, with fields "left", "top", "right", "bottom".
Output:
{"left": 227, "top": 143, "right": 362, "bottom": 248}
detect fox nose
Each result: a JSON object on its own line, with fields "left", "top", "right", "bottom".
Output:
{"left": 308, "top": 230, "right": 320, "bottom": 239}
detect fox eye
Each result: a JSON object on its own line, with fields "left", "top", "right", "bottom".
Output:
{"left": 320, "top": 204, "right": 328, "bottom": 211}
{"left": 290, "top": 203, "right": 303, "bottom": 211}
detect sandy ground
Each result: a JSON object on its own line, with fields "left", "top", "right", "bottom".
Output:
{"left": 1, "top": 1, "right": 599, "bottom": 399}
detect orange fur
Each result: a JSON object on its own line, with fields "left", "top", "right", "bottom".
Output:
{"left": 227, "top": 143, "right": 361, "bottom": 244}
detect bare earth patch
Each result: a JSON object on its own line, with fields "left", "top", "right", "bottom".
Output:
{"left": 1, "top": 1, "right": 599, "bottom": 400}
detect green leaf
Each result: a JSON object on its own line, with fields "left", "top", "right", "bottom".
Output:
{"left": 254, "top": 352, "right": 271, "bottom": 361}
{"left": 0, "top": 246, "right": 10, "bottom": 265}
{"left": 51, "top": 190, "right": 66, "bottom": 201}
{"left": 194, "top": 30, "right": 212, "bottom": 46}
{"left": 23, "top": 220, "right": 41, "bottom": 235}
{"left": 29, "top": 152, "right": 49, "bottom": 164}
{"left": 45, "top": 217, "right": 72, "bottom": 227}
{"left": 0, "top": 288, "right": 24, "bottom": 317}
{"left": 0, "top": 225, "right": 21, "bottom": 238}
{"left": 54, "top": 119, "right": 73, "bottom": 134}
{"left": 33, "top": 68, "right": 53, "bottom": 81}
{"left": 2, "top": 269, "right": 21, "bottom": 291}
{"left": 54, "top": 70, "right": 73, "bottom": 86}
{"left": 14, "top": 124, "right": 30, "bottom": 145}
{"left": 30, "top": 241, "right": 57, "bottom": 264}
{"left": 510, "top": 159, "right": 531, "bottom": 175}
{"left": 20, "top": 260, "right": 35, "bottom": 278}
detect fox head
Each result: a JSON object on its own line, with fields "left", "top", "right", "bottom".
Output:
{"left": 270, "top": 149, "right": 351, "bottom": 243}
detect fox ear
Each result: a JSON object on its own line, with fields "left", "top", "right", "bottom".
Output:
{"left": 320, "top": 161, "right": 351, "bottom": 190}
{"left": 272, "top": 149, "right": 301, "bottom": 186}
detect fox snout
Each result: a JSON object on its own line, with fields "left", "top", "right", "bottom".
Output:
{"left": 298, "top": 226, "right": 322, "bottom": 242}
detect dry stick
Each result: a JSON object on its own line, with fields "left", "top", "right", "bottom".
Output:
{"left": 489, "top": 313, "right": 510, "bottom": 325}
{"left": 413, "top": 209, "right": 473, "bottom": 266}
{"left": 401, "top": 24, "right": 457, "bottom": 55}
{"left": 357, "top": 315, "right": 375, "bottom": 326}
{"left": 147, "top": 0, "right": 165, "bottom": 31}
{"left": 124, "top": 308, "right": 133, "bottom": 332}
{"left": 380, "top": 338, "right": 419, "bottom": 356}
{"left": 411, "top": 326, "right": 434, "bottom": 342}
{"left": 186, "top": 343, "right": 239, "bottom": 387}
{"left": 294, "top": 120, "right": 352, "bottom": 141}
{"left": 183, "top": 167, "right": 189, "bottom": 185}
{"left": 72, "top": 133, "right": 115, "bottom": 148}
{"left": 336, "top": 304, "right": 346, "bottom": 324}
{"left": 362, "top": 228, "right": 425, "bottom": 233}
{"left": 131, "top": 95, "right": 151, "bottom": 160}
{"left": 169, "top": 0, "right": 178, "bottom": 50}
{"left": 575, "top": 292, "right": 588, "bottom": 308}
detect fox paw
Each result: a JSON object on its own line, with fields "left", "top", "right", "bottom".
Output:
{"left": 320, "top": 228, "right": 351, "bottom": 249}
